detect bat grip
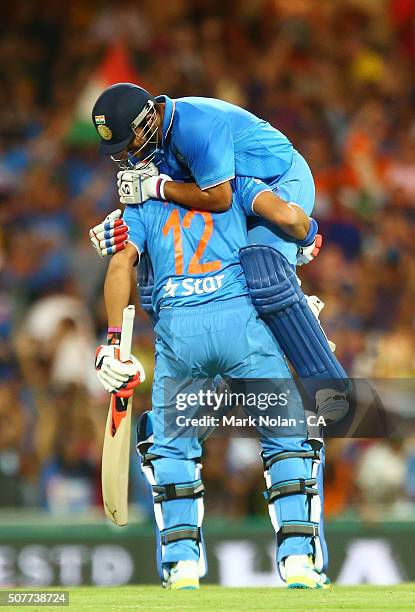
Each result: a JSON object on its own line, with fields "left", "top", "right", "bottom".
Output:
{"left": 119, "top": 305, "right": 135, "bottom": 362}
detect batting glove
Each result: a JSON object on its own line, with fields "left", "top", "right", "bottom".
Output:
{"left": 95, "top": 344, "right": 145, "bottom": 396}
{"left": 117, "top": 169, "right": 172, "bottom": 205}
{"left": 89, "top": 209, "right": 129, "bottom": 257}
{"left": 316, "top": 388, "right": 349, "bottom": 424}
{"left": 306, "top": 295, "right": 336, "bottom": 352}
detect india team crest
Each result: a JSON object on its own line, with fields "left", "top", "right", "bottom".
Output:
{"left": 97, "top": 124, "right": 112, "bottom": 140}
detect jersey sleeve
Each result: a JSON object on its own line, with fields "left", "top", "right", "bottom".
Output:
{"left": 233, "top": 176, "right": 273, "bottom": 217}
{"left": 123, "top": 204, "right": 147, "bottom": 254}
{"left": 176, "top": 112, "right": 235, "bottom": 190}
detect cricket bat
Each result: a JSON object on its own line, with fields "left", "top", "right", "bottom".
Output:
{"left": 101, "top": 305, "right": 135, "bottom": 526}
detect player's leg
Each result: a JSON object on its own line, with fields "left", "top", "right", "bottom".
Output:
{"left": 218, "top": 304, "right": 329, "bottom": 588}
{"left": 240, "top": 153, "right": 334, "bottom": 586}
{"left": 137, "top": 310, "right": 213, "bottom": 589}
{"left": 140, "top": 447, "right": 205, "bottom": 590}
{"left": 261, "top": 436, "right": 330, "bottom": 589}
{"left": 242, "top": 150, "right": 349, "bottom": 403}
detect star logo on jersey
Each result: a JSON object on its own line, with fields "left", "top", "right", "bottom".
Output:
{"left": 163, "top": 278, "right": 179, "bottom": 297}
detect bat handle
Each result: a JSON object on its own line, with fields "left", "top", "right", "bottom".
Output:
{"left": 119, "top": 305, "right": 135, "bottom": 362}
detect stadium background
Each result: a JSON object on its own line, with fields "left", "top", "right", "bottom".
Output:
{"left": 1, "top": 0, "right": 415, "bottom": 586}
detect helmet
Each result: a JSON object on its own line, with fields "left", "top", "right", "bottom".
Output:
{"left": 91, "top": 83, "right": 159, "bottom": 169}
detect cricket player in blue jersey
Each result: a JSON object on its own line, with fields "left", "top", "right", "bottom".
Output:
{"left": 90, "top": 84, "right": 348, "bottom": 586}
{"left": 94, "top": 176, "right": 330, "bottom": 590}
{"left": 90, "top": 83, "right": 348, "bottom": 403}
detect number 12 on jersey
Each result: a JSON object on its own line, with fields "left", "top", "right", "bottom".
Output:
{"left": 162, "top": 209, "right": 222, "bottom": 275}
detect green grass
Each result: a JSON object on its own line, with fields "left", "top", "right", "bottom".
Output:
{"left": 3, "top": 584, "right": 415, "bottom": 612}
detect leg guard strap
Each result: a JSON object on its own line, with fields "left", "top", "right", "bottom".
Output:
{"left": 277, "top": 521, "right": 319, "bottom": 546}
{"left": 264, "top": 478, "right": 318, "bottom": 503}
{"left": 160, "top": 526, "right": 201, "bottom": 546}
{"left": 263, "top": 450, "right": 320, "bottom": 470}
{"left": 141, "top": 452, "right": 160, "bottom": 465}
{"left": 153, "top": 480, "right": 205, "bottom": 503}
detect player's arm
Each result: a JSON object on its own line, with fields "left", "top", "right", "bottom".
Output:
{"left": 252, "top": 190, "right": 311, "bottom": 240}
{"left": 95, "top": 241, "right": 144, "bottom": 396}
{"left": 253, "top": 190, "right": 322, "bottom": 264}
{"left": 238, "top": 176, "right": 322, "bottom": 265}
{"left": 104, "top": 243, "right": 138, "bottom": 327}
{"left": 163, "top": 179, "right": 232, "bottom": 212}
{"left": 118, "top": 173, "right": 232, "bottom": 212}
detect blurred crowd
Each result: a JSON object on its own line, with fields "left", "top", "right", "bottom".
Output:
{"left": 1, "top": 0, "right": 415, "bottom": 520}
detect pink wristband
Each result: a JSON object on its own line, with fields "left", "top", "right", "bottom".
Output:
{"left": 108, "top": 326, "right": 122, "bottom": 332}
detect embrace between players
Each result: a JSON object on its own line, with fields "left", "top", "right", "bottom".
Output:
{"left": 91, "top": 83, "right": 349, "bottom": 590}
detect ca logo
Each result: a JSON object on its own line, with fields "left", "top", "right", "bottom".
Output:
{"left": 122, "top": 183, "right": 131, "bottom": 195}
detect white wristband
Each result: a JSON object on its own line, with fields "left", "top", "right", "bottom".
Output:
{"left": 158, "top": 178, "right": 167, "bottom": 200}
{"left": 158, "top": 176, "right": 173, "bottom": 200}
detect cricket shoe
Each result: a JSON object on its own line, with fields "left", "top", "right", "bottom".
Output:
{"left": 284, "top": 555, "right": 331, "bottom": 589}
{"left": 167, "top": 560, "right": 200, "bottom": 590}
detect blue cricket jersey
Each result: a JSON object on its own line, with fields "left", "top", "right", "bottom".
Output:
{"left": 124, "top": 177, "right": 271, "bottom": 312}
{"left": 155, "top": 95, "right": 294, "bottom": 189}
